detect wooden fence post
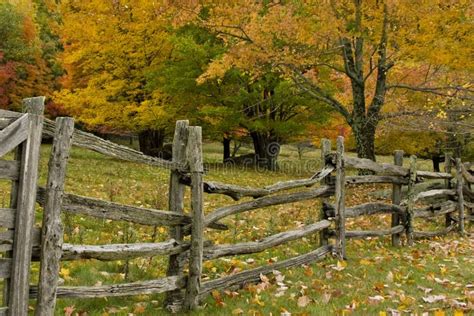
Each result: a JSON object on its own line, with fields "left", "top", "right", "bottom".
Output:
{"left": 3, "top": 100, "right": 43, "bottom": 306}
{"left": 184, "top": 126, "right": 204, "bottom": 310}
{"left": 35, "top": 117, "right": 74, "bottom": 316}
{"left": 8, "top": 97, "right": 44, "bottom": 316}
{"left": 444, "top": 153, "right": 453, "bottom": 227}
{"left": 455, "top": 158, "right": 465, "bottom": 235}
{"left": 335, "top": 136, "right": 346, "bottom": 259}
{"left": 319, "top": 138, "right": 331, "bottom": 247}
{"left": 165, "top": 120, "right": 189, "bottom": 311}
{"left": 391, "top": 150, "right": 404, "bottom": 247}
{"left": 406, "top": 155, "right": 417, "bottom": 246}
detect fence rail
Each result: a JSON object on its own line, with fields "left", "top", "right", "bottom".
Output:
{"left": 0, "top": 100, "right": 472, "bottom": 315}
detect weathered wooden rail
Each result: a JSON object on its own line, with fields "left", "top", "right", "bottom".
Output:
{"left": 0, "top": 98, "right": 471, "bottom": 315}
{"left": 0, "top": 98, "right": 44, "bottom": 316}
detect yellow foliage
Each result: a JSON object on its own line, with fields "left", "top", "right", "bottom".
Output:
{"left": 56, "top": 0, "right": 176, "bottom": 132}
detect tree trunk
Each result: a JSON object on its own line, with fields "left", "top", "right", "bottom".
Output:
{"left": 432, "top": 155, "right": 441, "bottom": 172}
{"left": 138, "top": 128, "right": 166, "bottom": 158}
{"left": 250, "top": 131, "right": 280, "bottom": 171}
{"left": 351, "top": 119, "right": 377, "bottom": 161}
{"left": 223, "top": 136, "right": 231, "bottom": 162}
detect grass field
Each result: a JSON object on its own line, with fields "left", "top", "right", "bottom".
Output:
{"left": 0, "top": 142, "right": 472, "bottom": 315}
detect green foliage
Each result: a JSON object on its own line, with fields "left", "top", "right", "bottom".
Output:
{"left": 152, "top": 25, "right": 331, "bottom": 144}
{"left": 0, "top": 2, "right": 35, "bottom": 62}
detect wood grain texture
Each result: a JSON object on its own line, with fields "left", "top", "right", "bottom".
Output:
{"left": 455, "top": 158, "right": 465, "bottom": 235}
{"left": 391, "top": 150, "right": 404, "bottom": 247}
{"left": 61, "top": 240, "right": 188, "bottom": 261}
{"left": 36, "top": 187, "right": 225, "bottom": 230}
{"left": 0, "top": 160, "right": 20, "bottom": 180}
{"left": 184, "top": 127, "right": 204, "bottom": 310}
{"left": 179, "top": 165, "right": 335, "bottom": 201}
{"left": 204, "top": 220, "right": 331, "bottom": 260}
{"left": 413, "top": 224, "right": 456, "bottom": 239}
{"left": 0, "top": 259, "right": 12, "bottom": 278}
{"left": 413, "top": 201, "right": 457, "bottom": 218}
{"left": 406, "top": 156, "right": 417, "bottom": 246}
{"left": 323, "top": 202, "right": 406, "bottom": 218}
{"left": 0, "top": 109, "right": 23, "bottom": 129}
{"left": 343, "top": 225, "right": 405, "bottom": 239}
{"left": 0, "top": 208, "right": 15, "bottom": 228}
{"left": 345, "top": 175, "right": 407, "bottom": 185}
{"left": 30, "top": 276, "right": 187, "bottom": 299}
{"left": 205, "top": 186, "right": 333, "bottom": 227}
{"left": 444, "top": 153, "right": 453, "bottom": 227}
{"left": 52, "top": 121, "right": 182, "bottom": 171}
{"left": 0, "top": 109, "right": 185, "bottom": 171}
{"left": 0, "top": 114, "right": 29, "bottom": 158}
{"left": 9, "top": 97, "right": 44, "bottom": 316}
{"left": 344, "top": 156, "right": 408, "bottom": 176}
{"left": 36, "top": 118, "right": 74, "bottom": 316}
{"left": 319, "top": 139, "right": 332, "bottom": 247}
{"left": 460, "top": 163, "right": 473, "bottom": 184}
{"left": 416, "top": 170, "right": 453, "bottom": 180}
{"left": 165, "top": 120, "right": 189, "bottom": 310}
{"left": 0, "top": 229, "right": 41, "bottom": 252}
{"left": 334, "top": 137, "right": 346, "bottom": 259}
{"left": 413, "top": 189, "right": 456, "bottom": 202}
{"left": 349, "top": 203, "right": 405, "bottom": 217}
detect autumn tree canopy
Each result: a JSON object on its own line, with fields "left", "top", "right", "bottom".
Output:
{"left": 0, "top": 0, "right": 58, "bottom": 109}
{"left": 179, "top": 0, "right": 473, "bottom": 160}
{"left": 0, "top": 0, "right": 472, "bottom": 166}
{"left": 153, "top": 25, "right": 331, "bottom": 167}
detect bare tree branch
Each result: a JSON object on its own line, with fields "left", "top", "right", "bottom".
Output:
{"left": 278, "top": 64, "right": 351, "bottom": 122}
{"left": 387, "top": 84, "right": 474, "bottom": 100}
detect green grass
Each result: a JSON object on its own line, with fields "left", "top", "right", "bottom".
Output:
{"left": 0, "top": 143, "right": 472, "bottom": 315}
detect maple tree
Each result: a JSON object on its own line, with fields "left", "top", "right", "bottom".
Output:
{"left": 55, "top": 0, "right": 181, "bottom": 156}
{"left": 182, "top": 0, "right": 473, "bottom": 161}
{"left": 154, "top": 25, "right": 330, "bottom": 168}
{"left": 0, "top": 0, "right": 53, "bottom": 109}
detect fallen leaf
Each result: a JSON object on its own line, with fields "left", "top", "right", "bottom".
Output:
{"left": 251, "top": 294, "right": 265, "bottom": 307}
{"left": 64, "top": 305, "right": 75, "bottom": 316}
{"left": 133, "top": 303, "right": 146, "bottom": 314}
{"left": 359, "top": 259, "right": 372, "bottom": 265}
{"left": 466, "top": 290, "right": 474, "bottom": 303}
{"left": 417, "top": 285, "right": 433, "bottom": 294}
{"left": 422, "top": 294, "right": 446, "bottom": 303}
{"left": 345, "top": 300, "right": 357, "bottom": 311}
{"left": 386, "top": 271, "right": 394, "bottom": 282}
{"left": 368, "top": 295, "right": 385, "bottom": 305}
{"left": 260, "top": 273, "right": 269, "bottom": 283}
{"left": 297, "top": 295, "right": 311, "bottom": 307}
{"left": 211, "top": 290, "right": 225, "bottom": 307}
{"left": 322, "top": 292, "right": 331, "bottom": 304}
{"left": 399, "top": 294, "right": 415, "bottom": 306}
{"left": 280, "top": 307, "right": 292, "bottom": 316}
{"left": 60, "top": 267, "right": 71, "bottom": 280}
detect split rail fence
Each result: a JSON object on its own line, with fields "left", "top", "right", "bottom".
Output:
{"left": 0, "top": 97, "right": 472, "bottom": 315}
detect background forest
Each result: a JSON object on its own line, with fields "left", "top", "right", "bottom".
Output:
{"left": 1, "top": 1, "right": 474, "bottom": 315}
{"left": 0, "top": 0, "right": 472, "bottom": 165}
